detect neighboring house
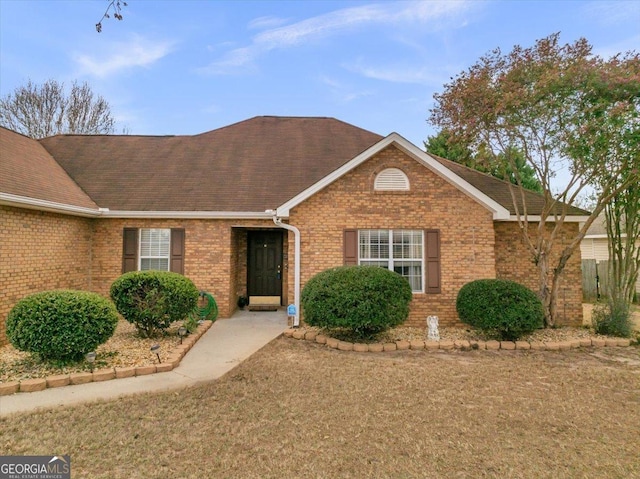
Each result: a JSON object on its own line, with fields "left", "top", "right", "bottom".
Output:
{"left": 0, "top": 116, "right": 589, "bottom": 345}
{"left": 580, "top": 215, "right": 640, "bottom": 299}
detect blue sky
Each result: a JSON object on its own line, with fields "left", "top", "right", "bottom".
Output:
{"left": 1, "top": 0, "right": 638, "bottom": 147}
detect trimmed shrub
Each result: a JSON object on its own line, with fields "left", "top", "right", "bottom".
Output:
{"left": 110, "top": 271, "right": 199, "bottom": 338}
{"left": 6, "top": 290, "right": 118, "bottom": 361}
{"left": 301, "top": 266, "right": 413, "bottom": 338}
{"left": 592, "top": 299, "right": 633, "bottom": 338}
{"left": 456, "top": 279, "right": 544, "bottom": 341}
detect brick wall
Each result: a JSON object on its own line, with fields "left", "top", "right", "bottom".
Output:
{"left": 0, "top": 206, "right": 93, "bottom": 346}
{"left": 289, "top": 145, "right": 498, "bottom": 327}
{"left": 494, "top": 221, "right": 583, "bottom": 326}
{"left": 90, "top": 218, "right": 279, "bottom": 319}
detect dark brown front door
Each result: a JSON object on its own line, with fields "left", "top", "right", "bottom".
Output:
{"left": 248, "top": 230, "right": 283, "bottom": 298}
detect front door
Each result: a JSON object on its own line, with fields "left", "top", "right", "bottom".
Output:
{"left": 248, "top": 230, "right": 283, "bottom": 300}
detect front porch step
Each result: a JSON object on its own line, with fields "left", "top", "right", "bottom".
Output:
{"left": 248, "top": 304, "right": 279, "bottom": 312}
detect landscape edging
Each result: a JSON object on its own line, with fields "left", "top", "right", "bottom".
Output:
{"left": 0, "top": 321, "right": 213, "bottom": 397}
{"left": 284, "top": 328, "right": 634, "bottom": 352}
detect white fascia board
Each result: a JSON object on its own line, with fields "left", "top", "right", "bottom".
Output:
{"left": 276, "top": 132, "right": 511, "bottom": 220}
{"left": 102, "top": 210, "right": 273, "bottom": 219}
{"left": 502, "top": 215, "right": 591, "bottom": 223}
{"left": 0, "top": 192, "right": 101, "bottom": 217}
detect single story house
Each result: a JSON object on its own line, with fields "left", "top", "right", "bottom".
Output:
{"left": 0, "top": 116, "right": 589, "bottom": 345}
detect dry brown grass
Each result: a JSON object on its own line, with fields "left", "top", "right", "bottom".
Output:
{"left": 2, "top": 338, "right": 639, "bottom": 478}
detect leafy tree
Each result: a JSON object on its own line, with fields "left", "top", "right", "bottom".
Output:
{"left": 425, "top": 130, "right": 542, "bottom": 192}
{"left": 429, "top": 33, "right": 640, "bottom": 327}
{"left": 0, "top": 79, "right": 117, "bottom": 139}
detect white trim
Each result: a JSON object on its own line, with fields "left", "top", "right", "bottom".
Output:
{"left": 276, "top": 132, "right": 511, "bottom": 220}
{"left": 0, "top": 192, "right": 101, "bottom": 217}
{"left": 100, "top": 210, "right": 273, "bottom": 219}
{"left": 502, "top": 215, "right": 591, "bottom": 223}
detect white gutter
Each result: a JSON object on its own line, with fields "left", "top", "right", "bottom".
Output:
{"left": 102, "top": 210, "right": 273, "bottom": 219}
{"left": 266, "top": 209, "right": 300, "bottom": 327}
{"left": 0, "top": 192, "right": 103, "bottom": 217}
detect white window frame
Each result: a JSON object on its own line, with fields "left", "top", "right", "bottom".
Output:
{"left": 358, "top": 229, "right": 424, "bottom": 293}
{"left": 139, "top": 228, "right": 171, "bottom": 271}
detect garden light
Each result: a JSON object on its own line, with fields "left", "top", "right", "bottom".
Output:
{"left": 178, "top": 326, "right": 187, "bottom": 344}
{"left": 150, "top": 344, "right": 161, "bottom": 363}
{"left": 85, "top": 351, "right": 96, "bottom": 372}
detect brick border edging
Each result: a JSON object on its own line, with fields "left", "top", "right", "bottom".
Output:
{"left": 0, "top": 321, "right": 214, "bottom": 397}
{"left": 284, "top": 328, "right": 634, "bottom": 352}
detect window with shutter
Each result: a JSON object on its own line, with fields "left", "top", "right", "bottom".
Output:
{"left": 121, "top": 228, "right": 185, "bottom": 274}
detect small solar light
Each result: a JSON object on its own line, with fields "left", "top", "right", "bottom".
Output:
{"left": 150, "top": 344, "right": 161, "bottom": 363}
{"left": 178, "top": 326, "right": 187, "bottom": 344}
{"left": 85, "top": 351, "right": 96, "bottom": 372}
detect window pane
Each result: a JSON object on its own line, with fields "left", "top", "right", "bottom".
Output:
{"left": 394, "top": 261, "right": 422, "bottom": 291}
{"left": 140, "top": 258, "right": 169, "bottom": 271}
{"left": 359, "top": 230, "right": 389, "bottom": 259}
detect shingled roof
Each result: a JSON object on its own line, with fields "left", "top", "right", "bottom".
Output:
{"left": 39, "top": 116, "right": 383, "bottom": 212}
{"left": 429, "top": 154, "right": 590, "bottom": 217}
{"left": 2, "top": 116, "right": 589, "bottom": 218}
{"left": 0, "top": 127, "right": 97, "bottom": 210}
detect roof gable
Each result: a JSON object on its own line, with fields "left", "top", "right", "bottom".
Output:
{"left": 276, "top": 133, "right": 511, "bottom": 220}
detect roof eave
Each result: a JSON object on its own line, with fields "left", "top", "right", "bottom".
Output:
{"left": 102, "top": 210, "right": 274, "bottom": 219}
{"left": 0, "top": 192, "right": 102, "bottom": 218}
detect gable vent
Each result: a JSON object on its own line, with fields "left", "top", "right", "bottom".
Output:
{"left": 374, "top": 168, "right": 410, "bottom": 191}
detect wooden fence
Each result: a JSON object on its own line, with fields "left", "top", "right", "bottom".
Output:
{"left": 582, "top": 259, "right": 610, "bottom": 301}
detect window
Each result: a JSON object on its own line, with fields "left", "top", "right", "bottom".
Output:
{"left": 359, "top": 229, "right": 423, "bottom": 292}
{"left": 374, "top": 168, "right": 409, "bottom": 191}
{"left": 139, "top": 228, "right": 171, "bottom": 271}
{"left": 122, "top": 228, "right": 185, "bottom": 274}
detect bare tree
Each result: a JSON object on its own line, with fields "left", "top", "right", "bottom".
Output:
{"left": 429, "top": 33, "right": 640, "bottom": 327}
{"left": 0, "top": 79, "right": 117, "bottom": 139}
{"left": 96, "top": 0, "right": 127, "bottom": 33}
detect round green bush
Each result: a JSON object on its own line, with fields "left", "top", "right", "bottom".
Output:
{"left": 456, "top": 279, "right": 544, "bottom": 341}
{"left": 301, "top": 266, "right": 413, "bottom": 338}
{"left": 110, "top": 271, "right": 199, "bottom": 338}
{"left": 6, "top": 290, "right": 119, "bottom": 361}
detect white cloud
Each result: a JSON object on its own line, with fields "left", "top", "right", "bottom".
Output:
{"left": 343, "top": 61, "right": 449, "bottom": 85}
{"left": 584, "top": 1, "right": 640, "bottom": 26}
{"left": 73, "top": 35, "right": 175, "bottom": 78}
{"left": 201, "top": 0, "right": 473, "bottom": 75}
{"left": 319, "top": 75, "right": 375, "bottom": 103}
{"left": 248, "top": 15, "right": 289, "bottom": 30}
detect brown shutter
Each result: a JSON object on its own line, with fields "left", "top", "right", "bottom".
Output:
{"left": 122, "top": 228, "right": 138, "bottom": 273}
{"left": 170, "top": 228, "right": 185, "bottom": 274}
{"left": 344, "top": 229, "right": 358, "bottom": 265}
{"left": 425, "top": 229, "right": 441, "bottom": 294}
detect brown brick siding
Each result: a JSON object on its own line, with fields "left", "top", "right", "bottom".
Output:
{"left": 0, "top": 206, "right": 93, "bottom": 346}
{"left": 90, "top": 219, "right": 279, "bottom": 319}
{"left": 289, "top": 145, "right": 498, "bottom": 327}
{"left": 494, "top": 221, "right": 583, "bottom": 326}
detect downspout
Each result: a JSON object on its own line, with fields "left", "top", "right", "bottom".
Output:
{"left": 267, "top": 210, "right": 301, "bottom": 327}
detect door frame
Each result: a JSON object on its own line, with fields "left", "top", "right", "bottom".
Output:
{"left": 246, "top": 229, "right": 284, "bottom": 304}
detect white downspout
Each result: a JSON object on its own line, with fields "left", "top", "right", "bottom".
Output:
{"left": 267, "top": 210, "right": 301, "bottom": 327}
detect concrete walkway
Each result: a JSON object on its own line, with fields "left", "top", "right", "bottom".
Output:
{"left": 0, "top": 310, "right": 287, "bottom": 417}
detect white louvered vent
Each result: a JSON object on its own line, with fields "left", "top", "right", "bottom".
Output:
{"left": 374, "top": 168, "right": 410, "bottom": 191}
